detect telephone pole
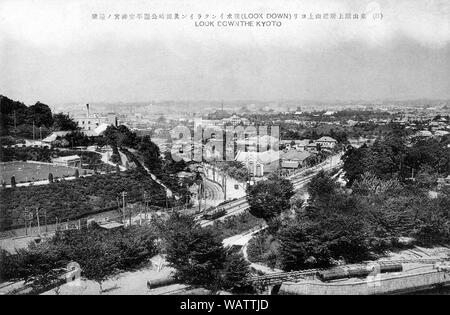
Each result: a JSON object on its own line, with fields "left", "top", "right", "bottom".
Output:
{"left": 23, "top": 209, "right": 31, "bottom": 236}
{"left": 35, "top": 208, "right": 40, "bottom": 235}
{"left": 121, "top": 191, "right": 127, "bottom": 224}
{"left": 44, "top": 209, "right": 48, "bottom": 233}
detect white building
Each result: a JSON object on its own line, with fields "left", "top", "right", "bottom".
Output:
{"left": 235, "top": 150, "right": 280, "bottom": 177}
{"left": 72, "top": 105, "right": 118, "bottom": 131}
{"left": 52, "top": 155, "right": 81, "bottom": 168}
{"left": 315, "top": 136, "right": 338, "bottom": 149}
{"left": 73, "top": 113, "right": 118, "bottom": 131}
{"left": 223, "top": 115, "right": 250, "bottom": 126}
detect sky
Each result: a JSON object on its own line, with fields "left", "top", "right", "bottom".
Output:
{"left": 0, "top": 0, "right": 449, "bottom": 105}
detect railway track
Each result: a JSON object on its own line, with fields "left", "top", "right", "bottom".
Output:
{"left": 291, "top": 163, "right": 343, "bottom": 189}
{"left": 198, "top": 198, "right": 250, "bottom": 226}
{"left": 197, "top": 155, "right": 344, "bottom": 224}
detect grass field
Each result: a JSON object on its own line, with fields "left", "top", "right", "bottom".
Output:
{"left": 0, "top": 161, "right": 92, "bottom": 185}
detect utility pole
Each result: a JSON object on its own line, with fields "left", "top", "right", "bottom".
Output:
{"left": 39, "top": 127, "right": 42, "bottom": 141}
{"left": 23, "top": 209, "right": 31, "bottom": 236}
{"left": 33, "top": 121, "right": 35, "bottom": 141}
{"left": 35, "top": 208, "right": 40, "bottom": 235}
{"left": 44, "top": 209, "right": 48, "bottom": 233}
{"left": 121, "top": 191, "right": 127, "bottom": 225}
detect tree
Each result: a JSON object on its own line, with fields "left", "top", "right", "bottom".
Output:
{"left": 48, "top": 173, "right": 53, "bottom": 183}
{"left": 28, "top": 102, "right": 53, "bottom": 127}
{"left": 52, "top": 113, "right": 78, "bottom": 131}
{"left": 11, "top": 176, "right": 16, "bottom": 187}
{"left": 342, "top": 145, "right": 371, "bottom": 185}
{"left": 351, "top": 172, "right": 402, "bottom": 197}
{"left": 307, "top": 170, "right": 339, "bottom": 202}
{"left": 247, "top": 175, "right": 294, "bottom": 231}
{"left": 290, "top": 193, "right": 305, "bottom": 215}
{"left": 160, "top": 214, "right": 226, "bottom": 290}
{"left": 137, "top": 136, "right": 162, "bottom": 172}
{"left": 220, "top": 252, "right": 251, "bottom": 293}
{"left": 278, "top": 219, "right": 332, "bottom": 270}
{"left": 0, "top": 226, "right": 158, "bottom": 293}
{"left": 103, "top": 125, "right": 138, "bottom": 148}
{"left": 82, "top": 242, "right": 120, "bottom": 293}
{"left": 343, "top": 135, "right": 408, "bottom": 184}
{"left": 0, "top": 244, "right": 62, "bottom": 292}
{"left": 156, "top": 115, "right": 166, "bottom": 124}
{"left": 278, "top": 193, "right": 373, "bottom": 270}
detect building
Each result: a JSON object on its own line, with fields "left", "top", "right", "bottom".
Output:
{"left": 223, "top": 115, "right": 250, "bottom": 126}
{"left": 72, "top": 104, "right": 118, "bottom": 131}
{"left": 42, "top": 131, "right": 72, "bottom": 144}
{"left": 74, "top": 113, "right": 118, "bottom": 131}
{"left": 236, "top": 135, "right": 278, "bottom": 152}
{"left": 315, "top": 136, "right": 338, "bottom": 149}
{"left": 82, "top": 123, "right": 110, "bottom": 137}
{"left": 281, "top": 139, "right": 311, "bottom": 151}
{"left": 42, "top": 124, "right": 109, "bottom": 146}
{"left": 52, "top": 155, "right": 81, "bottom": 168}
{"left": 306, "top": 142, "right": 320, "bottom": 152}
{"left": 235, "top": 150, "right": 280, "bottom": 177}
{"left": 280, "top": 150, "right": 312, "bottom": 169}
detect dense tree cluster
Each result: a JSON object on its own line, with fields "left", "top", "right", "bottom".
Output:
{"left": 0, "top": 146, "right": 53, "bottom": 162}
{"left": 0, "top": 96, "right": 54, "bottom": 138}
{"left": 0, "top": 225, "right": 158, "bottom": 293}
{"left": 103, "top": 125, "right": 139, "bottom": 148}
{"left": 246, "top": 174, "right": 294, "bottom": 232}
{"left": 52, "top": 113, "right": 79, "bottom": 131}
{"left": 276, "top": 171, "right": 450, "bottom": 270}
{"left": 343, "top": 134, "right": 450, "bottom": 185}
{"left": 0, "top": 170, "right": 168, "bottom": 231}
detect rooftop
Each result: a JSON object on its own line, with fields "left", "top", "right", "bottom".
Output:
{"left": 52, "top": 155, "right": 81, "bottom": 161}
